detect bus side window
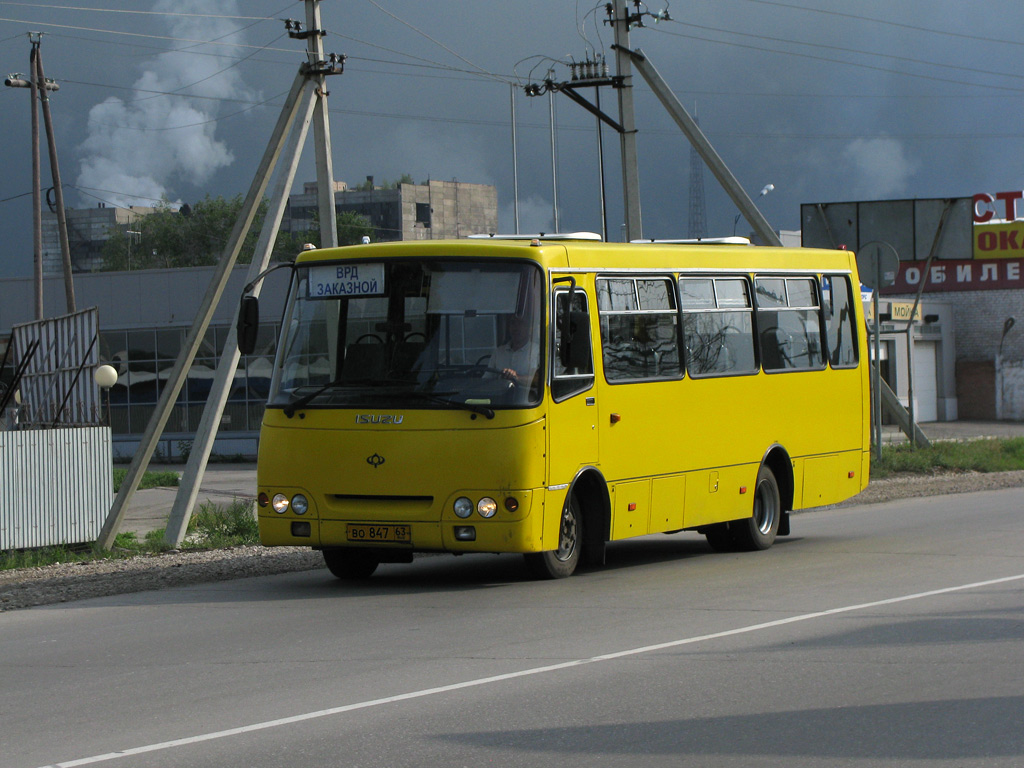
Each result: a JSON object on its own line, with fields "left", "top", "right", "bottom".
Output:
{"left": 679, "top": 277, "right": 757, "bottom": 377}
{"left": 755, "top": 276, "right": 826, "bottom": 372}
{"left": 552, "top": 290, "right": 594, "bottom": 401}
{"left": 597, "top": 277, "right": 682, "bottom": 382}
{"left": 822, "top": 274, "right": 859, "bottom": 368}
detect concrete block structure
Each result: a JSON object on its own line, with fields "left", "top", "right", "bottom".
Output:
{"left": 284, "top": 179, "right": 498, "bottom": 242}
{"left": 42, "top": 204, "right": 158, "bottom": 274}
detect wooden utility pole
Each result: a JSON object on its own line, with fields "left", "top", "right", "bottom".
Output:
{"left": 29, "top": 40, "right": 43, "bottom": 319}
{"left": 34, "top": 44, "right": 76, "bottom": 313}
{"left": 6, "top": 33, "right": 75, "bottom": 317}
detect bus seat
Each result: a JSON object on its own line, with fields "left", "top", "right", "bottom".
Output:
{"left": 391, "top": 341, "right": 425, "bottom": 378}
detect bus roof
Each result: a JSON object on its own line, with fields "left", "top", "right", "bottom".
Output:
{"left": 293, "top": 238, "right": 857, "bottom": 275}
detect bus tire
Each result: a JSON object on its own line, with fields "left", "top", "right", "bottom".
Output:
{"left": 731, "top": 465, "right": 781, "bottom": 551}
{"left": 322, "top": 548, "right": 379, "bottom": 579}
{"left": 704, "top": 523, "right": 739, "bottom": 552}
{"left": 524, "top": 494, "right": 582, "bottom": 579}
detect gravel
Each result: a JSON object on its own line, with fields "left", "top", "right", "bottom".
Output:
{"left": 3, "top": 470, "right": 1023, "bottom": 613}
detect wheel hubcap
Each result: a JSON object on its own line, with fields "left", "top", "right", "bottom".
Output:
{"left": 555, "top": 503, "right": 578, "bottom": 561}
{"left": 753, "top": 479, "right": 778, "bottom": 535}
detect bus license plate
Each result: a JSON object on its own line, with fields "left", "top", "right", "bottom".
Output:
{"left": 346, "top": 524, "right": 411, "bottom": 543}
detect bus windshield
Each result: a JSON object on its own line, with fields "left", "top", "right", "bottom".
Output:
{"left": 268, "top": 259, "right": 544, "bottom": 412}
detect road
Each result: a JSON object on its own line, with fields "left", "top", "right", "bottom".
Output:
{"left": 2, "top": 488, "right": 1023, "bottom": 768}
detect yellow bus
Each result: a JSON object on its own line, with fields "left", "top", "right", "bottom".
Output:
{"left": 239, "top": 236, "right": 869, "bottom": 579}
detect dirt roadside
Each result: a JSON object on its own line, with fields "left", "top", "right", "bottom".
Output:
{"left": 3, "top": 470, "right": 1023, "bottom": 613}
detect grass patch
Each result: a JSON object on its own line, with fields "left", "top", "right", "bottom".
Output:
{"left": 112, "top": 469, "right": 181, "bottom": 492}
{"left": 184, "top": 499, "right": 260, "bottom": 550}
{"left": 0, "top": 498, "right": 258, "bottom": 572}
{"left": 872, "top": 437, "right": 1024, "bottom": 479}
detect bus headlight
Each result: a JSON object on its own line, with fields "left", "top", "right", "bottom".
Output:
{"left": 291, "top": 494, "right": 309, "bottom": 515}
{"left": 477, "top": 497, "right": 497, "bottom": 518}
{"left": 272, "top": 493, "right": 289, "bottom": 513}
{"left": 453, "top": 496, "right": 473, "bottom": 518}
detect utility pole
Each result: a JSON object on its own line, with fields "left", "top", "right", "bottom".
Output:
{"left": 305, "top": 0, "right": 338, "bottom": 248}
{"left": 523, "top": 2, "right": 781, "bottom": 247}
{"left": 5, "top": 33, "right": 76, "bottom": 317}
{"left": 610, "top": 0, "right": 643, "bottom": 241}
{"left": 95, "top": 0, "right": 346, "bottom": 549}
{"left": 34, "top": 40, "right": 76, "bottom": 313}
{"left": 687, "top": 107, "right": 707, "bottom": 240}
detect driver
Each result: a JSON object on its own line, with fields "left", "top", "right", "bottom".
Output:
{"left": 491, "top": 309, "right": 540, "bottom": 389}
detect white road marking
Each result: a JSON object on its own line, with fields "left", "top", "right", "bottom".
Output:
{"left": 42, "top": 572, "right": 1024, "bottom": 768}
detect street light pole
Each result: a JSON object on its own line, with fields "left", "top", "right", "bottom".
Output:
{"left": 734, "top": 184, "right": 775, "bottom": 238}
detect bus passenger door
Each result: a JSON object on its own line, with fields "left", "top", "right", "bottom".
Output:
{"left": 546, "top": 282, "right": 598, "bottom": 487}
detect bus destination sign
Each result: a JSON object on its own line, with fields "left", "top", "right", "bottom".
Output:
{"left": 308, "top": 263, "right": 385, "bottom": 299}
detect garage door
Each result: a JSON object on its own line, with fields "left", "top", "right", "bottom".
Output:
{"left": 912, "top": 341, "right": 938, "bottom": 422}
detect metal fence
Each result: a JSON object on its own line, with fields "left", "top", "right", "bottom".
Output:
{"left": 10, "top": 307, "right": 101, "bottom": 428}
{"left": 0, "top": 426, "right": 113, "bottom": 549}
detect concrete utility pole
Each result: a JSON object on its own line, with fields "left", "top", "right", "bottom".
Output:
{"left": 97, "top": 0, "right": 345, "bottom": 549}
{"left": 624, "top": 50, "right": 783, "bottom": 247}
{"left": 5, "top": 33, "right": 76, "bottom": 317}
{"left": 610, "top": 0, "right": 643, "bottom": 241}
{"left": 526, "top": 3, "right": 780, "bottom": 245}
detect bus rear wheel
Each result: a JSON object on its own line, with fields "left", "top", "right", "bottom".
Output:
{"left": 525, "top": 495, "right": 582, "bottom": 579}
{"left": 704, "top": 522, "right": 739, "bottom": 552}
{"left": 322, "top": 548, "right": 379, "bottom": 579}
{"left": 731, "top": 465, "right": 781, "bottom": 551}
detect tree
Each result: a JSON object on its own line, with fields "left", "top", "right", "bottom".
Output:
{"left": 99, "top": 195, "right": 352, "bottom": 271}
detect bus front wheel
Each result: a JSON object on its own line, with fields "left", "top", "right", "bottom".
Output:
{"left": 322, "top": 548, "right": 379, "bottom": 579}
{"left": 731, "top": 465, "right": 781, "bottom": 551}
{"left": 525, "top": 495, "right": 582, "bottom": 579}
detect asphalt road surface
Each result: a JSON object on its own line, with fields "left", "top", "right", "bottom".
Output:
{"left": 3, "top": 488, "right": 1023, "bottom": 768}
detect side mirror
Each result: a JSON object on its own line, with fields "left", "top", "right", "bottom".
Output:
{"left": 237, "top": 295, "right": 259, "bottom": 355}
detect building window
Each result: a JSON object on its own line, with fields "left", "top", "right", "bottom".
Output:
{"left": 100, "top": 324, "right": 277, "bottom": 436}
{"left": 416, "top": 202, "right": 431, "bottom": 227}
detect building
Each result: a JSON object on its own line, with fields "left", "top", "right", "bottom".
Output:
{"left": 283, "top": 179, "right": 498, "bottom": 241}
{"left": 42, "top": 204, "right": 159, "bottom": 274}
{"left": 41, "top": 179, "right": 499, "bottom": 276}
{"left": 804, "top": 194, "right": 1024, "bottom": 421}
{"left": 8, "top": 178, "right": 499, "bottom": 456}
{"left": 1, "top": 265, "right": 287, "bottom": 459}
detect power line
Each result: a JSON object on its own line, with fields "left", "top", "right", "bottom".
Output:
{"left": 734, "top": 0, "right": 1024, "bottom": 49}
{"left": 660, "top": 17, "right": 1024, "bottom": 84}
{"left": 647, "top": 24, "right": 1024, "bottom": 94}
{"left": 0, "top": 2, "right": 295, "bottom": 21}
{"left": 0, "top": 15, "right": 290, "bottom": 52}
{"left": 362, "top": 0, "right": 509, "bottom": 84}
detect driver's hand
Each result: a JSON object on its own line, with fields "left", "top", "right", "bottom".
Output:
{"left": 501, "top": 367, "right": 518, "bottom": 382}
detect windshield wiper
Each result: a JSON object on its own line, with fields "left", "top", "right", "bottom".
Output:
{"left": 404, "top": 390, "right": 494, "bottom": 420}
{"left": 283, "top": 379, "right": 344, "bottom": 418}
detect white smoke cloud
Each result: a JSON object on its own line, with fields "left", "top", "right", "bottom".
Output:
{"left": 840, "top": 138, "right": 918, "bottom": 199}
{"left": 76, "top": 0, "right": 258, "bottom": 207}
